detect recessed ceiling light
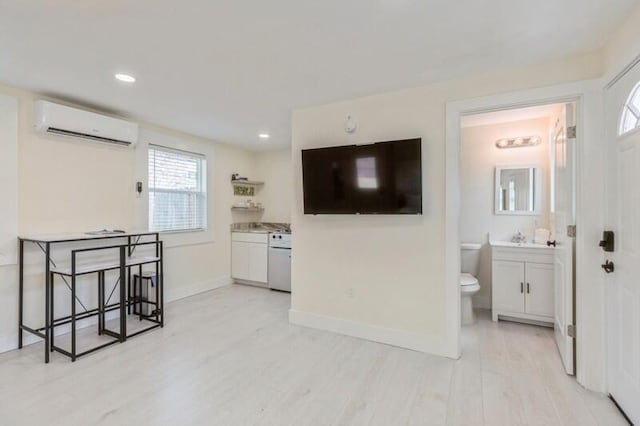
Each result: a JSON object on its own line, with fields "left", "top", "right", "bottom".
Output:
{"left": 115, "top": 73, "right": 136, "bottom": 83}
{"left": 259, "top": 133, "right": 270, "bottom": 140}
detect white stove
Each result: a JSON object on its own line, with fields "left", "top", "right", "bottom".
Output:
{"left": 269, "top": 232, "right": 291, "bottom": 249}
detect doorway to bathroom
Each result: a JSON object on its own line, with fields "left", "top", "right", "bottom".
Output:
{"left": 446, "top": 81, "right": 609, "bottom": 393}
{"left": 456, "top": 100, "right": 578, "bottom": 376}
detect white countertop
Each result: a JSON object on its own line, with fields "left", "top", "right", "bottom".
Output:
{"left": 230, "top": 222, "right": 291, "bottom": 234}
{"left": 490, "top": 240, "right": 554, "bottom": 250}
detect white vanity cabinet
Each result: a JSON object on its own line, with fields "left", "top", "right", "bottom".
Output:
{"left": 491, "top": 242, "right": 554, "bottom": 324}
{"left": 231, "top": 232, "right": 268, "bottom": 284}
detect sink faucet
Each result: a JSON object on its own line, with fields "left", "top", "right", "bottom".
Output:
{"left": 511, "top": 231, "right": 527, "bottom": 244}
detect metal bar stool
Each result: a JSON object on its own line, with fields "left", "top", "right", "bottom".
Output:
{"left": 131, "top": 271, "right": 161, "bottom": 321}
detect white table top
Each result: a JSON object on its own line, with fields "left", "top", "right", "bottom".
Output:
{"left": 19, "top": 230, "right": 158, "bottom": 243}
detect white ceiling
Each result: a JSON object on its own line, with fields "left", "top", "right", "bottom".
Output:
{"left": 461, "top": 104, "right": 562, "bottom": 128}
{"left": 0, "top": 0, "right": 636, "bottom": 150}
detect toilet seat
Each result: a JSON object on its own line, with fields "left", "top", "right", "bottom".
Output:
{"left": 460, "top": 273, "right": 480, "bottom": 293}
{"left": 460, "top": 273, "right": 478, "bottom": 286}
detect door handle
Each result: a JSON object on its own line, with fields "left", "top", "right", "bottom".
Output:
{"left": 599, "top": 231, "right": 615, "bottom": 252}
{"left": 602, "top": 260, "right": 615, "bottom": 273}
{"left": 527, "top": 283, "right": 530, "bottom": 293}
{"left": 547, "top": 240, "right": 557, "bottom": 247}
{"left": 520, "top": 282, "right": 524, "bottom": 293}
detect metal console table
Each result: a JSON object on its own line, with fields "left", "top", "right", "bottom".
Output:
{"left": 18, "top": 231, "right": 164, "bottom": 363}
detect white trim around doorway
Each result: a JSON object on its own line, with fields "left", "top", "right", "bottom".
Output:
{"left": 445, "top": 79, "right": 607, "bottom": 393}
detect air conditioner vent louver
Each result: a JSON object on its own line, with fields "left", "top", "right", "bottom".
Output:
{"left": 47, "top": 128, "right": 132, "bottom": 146}
{"left": 35, "top": 100, "right": 138, "bottom": 147}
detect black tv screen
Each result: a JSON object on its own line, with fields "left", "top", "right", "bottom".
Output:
{"left": 302, "top": 138, "right": 422, "bottom": 215}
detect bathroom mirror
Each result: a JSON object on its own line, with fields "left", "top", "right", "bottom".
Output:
{"left": 495, "top": 165, "right": 541, "bottom": 215}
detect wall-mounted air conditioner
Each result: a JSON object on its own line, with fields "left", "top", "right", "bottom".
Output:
{"left": 34, "top": 100, "right": 138, "bottom": 147}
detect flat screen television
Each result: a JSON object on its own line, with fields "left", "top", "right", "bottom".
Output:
{"left": 301, "top": 138, "right": 422, "bottom": 215}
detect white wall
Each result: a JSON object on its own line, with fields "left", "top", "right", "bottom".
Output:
{"left": 604, "top": 3, "right": 640, "bottom": 82}
{"left": 461, "top": 117, "right": 552, "bottom": 308}
{"left": 132, "top": 125, "right": 261, "bottom": 300}
{"left": 253, "top": 148, "right": 292, "bottom": 223}
{"left": 0, "top": 83, "right": 257, "bottom": 353}
{"left": 290, "top": 51, "right": 604, "bottom": 357}
{"left": 0, "top": 94, "right": 18, "bottom": 266}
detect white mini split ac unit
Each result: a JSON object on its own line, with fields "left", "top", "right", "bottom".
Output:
{"left": 34, "top": 100, "right": 138, "bottom": 147}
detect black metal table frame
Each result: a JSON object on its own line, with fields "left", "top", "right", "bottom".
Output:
{"left": 18, "top": 232, "right": 164, "bottom": 363}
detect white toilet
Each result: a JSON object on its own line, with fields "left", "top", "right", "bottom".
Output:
{"left": 460, "top": 243, "right": 482, "bottom": 325}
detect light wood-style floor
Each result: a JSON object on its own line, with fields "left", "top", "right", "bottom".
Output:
{"left": 0, "top": 284, "right": 628, "bottom": 426}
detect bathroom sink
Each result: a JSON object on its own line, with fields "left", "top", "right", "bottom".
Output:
{"left": 489, "top": 240, "right": 553, "bottom": 249}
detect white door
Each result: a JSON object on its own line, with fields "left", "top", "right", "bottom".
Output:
{"left": 604, "top": 63, "right": 640, "bottom": 424}
{"left": 525, "top": 263, "right": 555, "bottom": 317}
{"left": 551, "top": 103, "right": 576, "bottom": 375}
{"left": 492, "top": 260, "right": 525, "bottom": 314}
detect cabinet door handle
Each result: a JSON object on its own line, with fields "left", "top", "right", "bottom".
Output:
{"left": 527, "top": 283, "right": 530, "bottom": 293}
{"left": 520, "top": 282, "right": 524, "bottom": 293}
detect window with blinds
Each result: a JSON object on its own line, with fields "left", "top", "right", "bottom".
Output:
{"left": 148, "top": 145, "right": 207, "bottom": 232}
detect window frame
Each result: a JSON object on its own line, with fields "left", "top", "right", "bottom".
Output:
{"left": 148, "top": 143, "right": 208, "bottom": 234}
{"left": 619, "top": 81, "right": 640, "bottom": 137}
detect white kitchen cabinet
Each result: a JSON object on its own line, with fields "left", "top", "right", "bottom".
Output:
{"left": 248, "top": 243, "right": 268, "bottom": 283}
{"left": 231, "top": 241, "right": 250, "bottom": 280}
{"left": 231, "top": 232, "right": 268, "bottom": 284}
{"left": 491, "top": 243, "right": 555, "bottom": 325}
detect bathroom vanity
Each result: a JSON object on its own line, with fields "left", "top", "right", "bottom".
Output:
{"left": 490, "top": 241, "right": 555, "bottom": 325}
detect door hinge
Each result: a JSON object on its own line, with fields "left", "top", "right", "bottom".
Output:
{"left": 567, "top": 126, "right": 577, "bottom": 138}
{"left": 567, "top": 225, "right": 576, "bottom": 238}
{"left": 568, "top": 324, "right": 576, "bottom": 338}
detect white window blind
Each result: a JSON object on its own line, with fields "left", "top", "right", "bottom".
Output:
{"left": 148, "top": 145, "right": 207, "bottom": 232}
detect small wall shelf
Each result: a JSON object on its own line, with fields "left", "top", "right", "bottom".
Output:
{"left": 231, "top": 180, "right": 264, "bottom": 186}
{"left": 231, "top": 207, "right": 264, "bottom": 212}
{"left": 232, "top": 180, "right": 264, "bottom": 196}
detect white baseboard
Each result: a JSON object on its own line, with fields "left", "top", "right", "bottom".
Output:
{"left": 289, "top": 309, "right": 456, "bottom": 358}
{"left": 165, "top": 275, "right": 232, "bottom": 303}
{"left": 0, "top": 333, "right": 34, "bottom": 354}
{"left": 472, "top": 295, "right": 491, "bottom": 310}
{"left": 0, "top": 276, "right": 233, "bottom": 355}
{"left": 232, "top": 279, "right": 269, "bottom": 289}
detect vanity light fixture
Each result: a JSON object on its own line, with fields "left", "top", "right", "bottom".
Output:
{"left": 495, "top": 135, "right": 541, "bottom": 149}
{"left": 259, "top": 133, "right": 270, "bottom": 140}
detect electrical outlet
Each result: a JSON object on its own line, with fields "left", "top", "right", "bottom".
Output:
{"left": 346, "top": 287, "right": 354, "bottom": 298}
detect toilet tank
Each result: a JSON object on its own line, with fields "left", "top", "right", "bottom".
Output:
{"left": 461, "top": 243, "right": 481, "bottom": 275}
